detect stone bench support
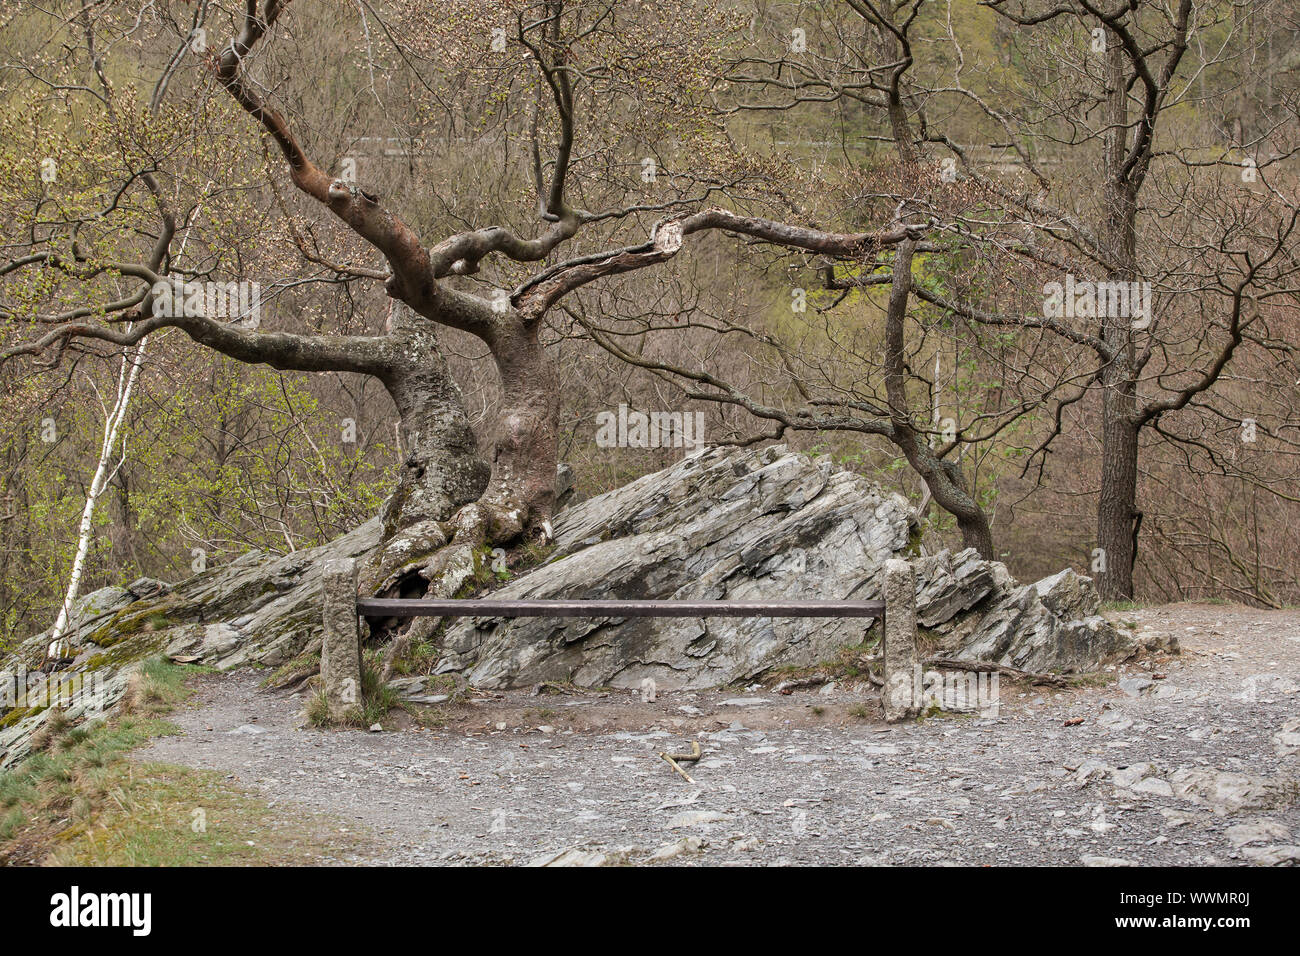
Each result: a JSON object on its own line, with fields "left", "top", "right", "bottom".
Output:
{"left": 882, "top": 558, "right": 920, "bottom": 722}
{"left": 320, "top": 558, "right": 363, "bottom": 723}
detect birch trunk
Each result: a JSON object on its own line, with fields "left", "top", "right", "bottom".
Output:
{"left": 48, "top": 335, "right": 147, "bottom": 656}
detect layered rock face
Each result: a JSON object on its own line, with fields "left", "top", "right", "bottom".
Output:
{"left": 2, "top": 444, "right": 1163, "bottom": 766}
{"left": 435, "top": 445, "right": 1155, "bottom": 689}
{"left": 438, "top": 445, "right": 913, "bottom": 689}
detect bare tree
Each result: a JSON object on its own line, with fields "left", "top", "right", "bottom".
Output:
{"left": 718, "top": 0, "right": 1300, "bottom": 596}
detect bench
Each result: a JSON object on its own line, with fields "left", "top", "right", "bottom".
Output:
{"left": 355, "top": 597, "right": 885, "bottom": 619}
{"left": 319, "top": 557, "right": 921, "bottom": 722}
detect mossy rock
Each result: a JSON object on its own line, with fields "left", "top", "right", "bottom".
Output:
{"left": 81, "top": 601, "right": 192, "bottom": 649}
{"left": 0, "top": 706, "right": 45, "bottom": 730}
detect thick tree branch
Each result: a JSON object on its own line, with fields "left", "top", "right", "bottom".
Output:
{"left": 515, "top": 209, "right": 927, "bottom": 318}
{"left": 2, "top": 311, "right": 390, "bottom": 378}
{"left": 213, "top": 0, "right": 441, "bottom": 316}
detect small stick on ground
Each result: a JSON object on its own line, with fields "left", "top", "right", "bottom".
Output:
{"left": 665, "top": 741, "right": 701, "bottom": 762}
{"left": 658, "top": 741, "right": 701, "bottom": 783}
{"left": 921, "top": 657, "right": 1072, "bottom": 688}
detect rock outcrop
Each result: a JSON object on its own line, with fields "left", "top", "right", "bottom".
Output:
{"left": 436, "top": 445, "right": 912, "bottom": 689}
{"left": 0, "top": 520, "right": 380, "bottom": 767}
{"left": 2, "top": 444, "right": 1168, "bottom": 767}
{"left": 434, "top": 445, "right": 1157, "bottom": 689}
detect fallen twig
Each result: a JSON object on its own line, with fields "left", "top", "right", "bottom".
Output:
{"left": 922, "top": 657, "right": 1072, "bottom": 688}
{"left": 665, "top": 741, "right": 701, "bottom": 762}
{"left": 658, "top": 741, "right": 701, "bottom": 783}
{"left": 774, "top": 675, "right": 830, "bottom": 695}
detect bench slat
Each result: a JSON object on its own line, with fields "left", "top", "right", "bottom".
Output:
{"left": 356, "top": 598, "right": 884, "bottom": 619}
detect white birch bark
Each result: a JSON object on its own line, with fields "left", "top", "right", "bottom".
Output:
{"left": 48, "top": 334, "right": 147, "bottom": 656}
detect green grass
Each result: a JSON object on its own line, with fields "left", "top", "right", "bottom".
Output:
{"left": 391, "top": 638, "right": 438, "bottom": 676}
{"left": 47, "top": 763, "right": 363, "bottom": 866}
{"left": 1101, "top": 600, "right": 1145, "bottom": 612}
{"left": 0, "top": 712, "right": 183, "bottom": 847}
{"left": 306, "top": 650, "right": 400, "bottom": 728}
{"left": 261, "top": 650, "right": 320, "bottom": 689}
{"left": 0, "top": 656, "right": 362, "bottom": 865}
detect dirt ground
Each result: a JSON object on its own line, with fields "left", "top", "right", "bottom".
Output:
{"left": 136, "top": 602, "right": 1300, "bottom": 866}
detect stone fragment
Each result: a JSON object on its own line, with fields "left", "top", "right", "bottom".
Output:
{"left": 1119, "top": 676, "right": 1154, "bottom": 697}
{"left": 1225, "top": 820, "right": 1291, "bottom": 847}
{"left": 648, "top": 836, "right": 704, "bottom": 861}
{"left": 1273, "top": 717, "right": 1300, "bottom": 759}
{"left": 1242, "top": 845, "right": 1300, "bottom": 866}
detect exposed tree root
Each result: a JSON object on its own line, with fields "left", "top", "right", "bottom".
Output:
{"left": 368, "top": 496, "right": 547, "bottom": 685}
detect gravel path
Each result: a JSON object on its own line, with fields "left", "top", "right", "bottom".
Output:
{"left": 136, "top": 603, "right": 1300, "bottom": 866}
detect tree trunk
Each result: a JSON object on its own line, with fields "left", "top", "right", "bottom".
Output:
{"left": 49, "top": 333, "right": 147, "bottom": 658}
{"left": 909, "top": 449, "right": 995, "bottom": 560}
{"left": 884, "top": 239, "right": 995, "bottom": 560}
{"left": 364, "top": 316, "right": 489, "bottom": 595}
{"left": 956, "top": 502, "right": 995, "bottom": 558}
{"left": 1095, "top": 36, "right": 1142, "bottom": 600}
{"left": 479, "top": 322, "right": 560, "bottom": 539}
{"left": 369, "top": 319, "right": 559, "bottom": 680}
{"left": 379, "top": 346, "right": 489, "bottom": 543}
{"left": 1096, "top": 390, "right": 1139, "bottom": 600}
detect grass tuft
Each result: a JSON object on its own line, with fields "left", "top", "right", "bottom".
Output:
{"left": 305, "top": 651, "right": 399, "bottom": 728}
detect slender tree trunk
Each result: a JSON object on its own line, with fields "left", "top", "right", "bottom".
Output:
{"left": 884, "top": 240, "right": 995, "bottom": 559}
{"left": 1097, "top": 394, "right": 1139, "bottom": 599}
{"left": 953, "top": 492, "right": 995, "bottom": 557}
{"left": 1095, "top": 35, "right": 1142, "bottom": 600}
{"left": 49, "top": 335, "right": 146, "bottom": 656}
{"left": 904, "top": 447, "right": 995, "bottom": 559}
{"left": 866, "top": 31, "right": 995, "bottom": 558}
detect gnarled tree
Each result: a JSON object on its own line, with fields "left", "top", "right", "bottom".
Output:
{"left": 1, "top": 0, "right": 938, "bottom": 665}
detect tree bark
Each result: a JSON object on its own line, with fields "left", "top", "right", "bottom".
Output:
{"left": 49, "top": 332, "right": 147, "bottom": 656}
{"left": 478, "top": 321, "right": 560, "bottom": 539}
{"left": 376, "top": 318, "right": 489, "bottom": 539}
{"left": 1095, "top": 35, "right": 1142, "bottom": 600}
{"left": 900, "top": 444, "right": 995, "bottom": 559}
{"left": 884, "top": 240, "right": 996, "bottom": 559}
{"left": 363, "top": 309, "right": 490, "bottom": 595}
{"left": 1096, "top": 389, "right": 1139, "bottom": 599}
